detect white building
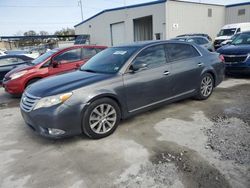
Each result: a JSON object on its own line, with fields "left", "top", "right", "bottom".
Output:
{"left": 225, "top": 2, "right": 250, "bottom": 24}
{"left": 74, "top": 0, "right": 250, "bottom": 46}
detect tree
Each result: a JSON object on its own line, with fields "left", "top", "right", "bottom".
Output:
{"left": 39, "top": 31, "right": 49, "bottom": 36}
{"left": 23, "top": 30, "right": 37, "bottom": 36}
{"left": 54, "top": 28, "right": 75, "bottom": 36}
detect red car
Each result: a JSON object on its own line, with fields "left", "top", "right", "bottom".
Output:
{"left": 3, "top": 45, "right": 106, "bottom": 96}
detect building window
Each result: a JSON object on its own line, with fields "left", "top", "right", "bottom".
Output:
{"left": 238, "top": 9, "right": 245, "bottom": 16}
{"left": 208, "top": 8, "right": 212, "bottom": 17}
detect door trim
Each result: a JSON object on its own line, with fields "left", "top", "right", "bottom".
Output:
{"left": 128, "top": 89, "right": 195, "bottom": 113}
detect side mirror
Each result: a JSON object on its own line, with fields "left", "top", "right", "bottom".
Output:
{"left": 226, "top": 40, "right": 232, "bottom": 44}
{"left": 129, "top": 61, "right": 148, "bottom": 72}
{"left": 52, "top": 60, "right": 59, "bottom": 68}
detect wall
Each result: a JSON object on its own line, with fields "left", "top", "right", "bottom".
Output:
{"left": 226, "top": 4, "right": 250, "bottom": 24}
{"left": 166, "top": 1, "right": 225, "bottom": 40}
{"left": 75, "top": 2, "right": 166, "bottom": 46}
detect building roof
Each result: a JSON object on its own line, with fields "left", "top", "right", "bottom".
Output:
{"left": 74, "top": 0, "right": 248, "bottom": 28}
{"left": 74, "top": 0, "right": 167, "bottom": 27}
{"left": 226, "top": 2, "right": 250, "bottom": 8}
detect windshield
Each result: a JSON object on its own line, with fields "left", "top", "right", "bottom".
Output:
{"left": 218, "top": 28, "right": 236, "bottom": 36}
{"left": 31, "top": 49, "right": 58, "bottom": 65}
{"left": 231, "top": 33, "right": 250, "bottom": 45}
{"left": 80, "top": 47, "right": 138, "bottom": 74}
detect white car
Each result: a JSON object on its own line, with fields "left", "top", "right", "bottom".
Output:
{"left": 214, "top": 22, "right": 250, "bottom": 49}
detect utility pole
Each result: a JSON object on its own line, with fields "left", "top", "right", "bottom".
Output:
{"left": 78, "top": 0, "right": 83, "bottom": 21}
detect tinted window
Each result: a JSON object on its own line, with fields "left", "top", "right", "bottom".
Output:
{"left": 54, "top": 48, "right": 81, "bottom": 63}
{"left": 81, "top": 47, "right": 138, "bottom": 74}
{"left": 166, "top": 43, "right": 200, "bottom": 62}
{"left": 132, "top": 45, "right": 166, "bottom": 69}
{"left": 82, "top": 48, "right": 97, "bottom": 59}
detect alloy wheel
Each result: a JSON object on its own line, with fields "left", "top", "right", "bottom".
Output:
{"left": 201, "top": 75, "right": 213, "bottom": 97}
{"left": 89, "top": 104, "right": 117, "bottom": 134}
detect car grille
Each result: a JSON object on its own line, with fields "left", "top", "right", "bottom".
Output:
{"left": 222, "top": 54, "right": 248, "bottom": 63}
{"left": 20, "top": 92, "right": 41, "bottom": 112}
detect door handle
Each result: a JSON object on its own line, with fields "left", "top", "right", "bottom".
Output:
{"left": 198, "top": 62, "right": 203, "bottom": 67}
{"left": 163, "top": 71, "right": 170, "bottom": 75}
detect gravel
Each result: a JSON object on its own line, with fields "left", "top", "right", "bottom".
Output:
{"left": 117, "top": 162, "right": 182, "bottom": 188}
{"left": 205, "top": 115, "right": 250, "bottom": 164}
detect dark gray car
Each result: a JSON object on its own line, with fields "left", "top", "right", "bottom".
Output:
{"left": 20, "top": 41, "right": 225, "bottom": 139}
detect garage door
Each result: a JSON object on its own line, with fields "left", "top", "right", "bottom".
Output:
{"left": 111, "top": 22, "right": 125, "bottom": 46}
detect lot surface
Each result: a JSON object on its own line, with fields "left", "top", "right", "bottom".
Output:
{"left": 0, "top": 78, "right": 249, "bottom": 188}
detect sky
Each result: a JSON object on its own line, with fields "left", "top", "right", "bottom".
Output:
{"left": 0, "top": 0, "right": 248, "bottom": 36}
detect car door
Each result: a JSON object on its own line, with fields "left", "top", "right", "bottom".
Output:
{"left": 48, "top": 48, "right": 83, "bottom": 76}
{"left": 123, "top": 44, "right": 173, "bottom": 112}
{"left": 165, "top": 43, "right": 203, "bottom": 96}
{"left": 0, "top": 57, "right": 26, "bottom": 82}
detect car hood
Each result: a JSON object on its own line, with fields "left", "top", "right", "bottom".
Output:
{"left": 217, "top": 45, "right": 250, "bottom": 55}
{"left": 4, "top": 63, "right": 33, "bottom": 78}
{"left": 26, "top": 70, "right": 115, "bottom": 97}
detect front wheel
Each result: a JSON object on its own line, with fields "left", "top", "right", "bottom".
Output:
{"left": 196, "top": 73, "right": 214, "bottom": 100}
{"left": 82, "top": 98, "right": 121, "bottom": 139}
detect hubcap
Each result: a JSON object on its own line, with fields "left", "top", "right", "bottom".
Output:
{"left": 201, "top": 76, "right": 213, "bottom": 97}
{"left": 89, "top": 104, "right": 117, "bottom": 134}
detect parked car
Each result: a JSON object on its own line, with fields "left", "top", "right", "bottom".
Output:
{"left": 0, "top": 54, "right": 34, "bottom": 85}
{"left": 217, "top": 31, "right": 250, "bottom": 75}
{"left": 5, "top": 49, "right": 40, "bottom": 59}
{"left": 214, "top": 22, "right": 250, "bottom": 50}
{"left": 0, "top": 50, "right": 6, "bottom": 56}
{"left": 220, "top": 32, "right": 241, "bottom": 46}
{"left": 176, "top": 33, "right": 212, "bottom": 41}
{"left": 3, "top": 45, "right": 106, "bottom": 95}
{"left": 172, "top": 36, "right": 214, "bottom": 51}
{"left": 20, "top": 41, "right": 225, "bottom": 139}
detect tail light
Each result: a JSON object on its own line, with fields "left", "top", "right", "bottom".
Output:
{"left": 219, "top": 55, "right": 225, "bottom": 63}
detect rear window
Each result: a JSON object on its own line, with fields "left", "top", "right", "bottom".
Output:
{"left": 165, "top": 43, "right": 200, "bottom": 62}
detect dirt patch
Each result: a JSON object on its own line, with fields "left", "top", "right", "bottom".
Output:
{"left": 205, "top": 116, "right": 250, "bottom": 165}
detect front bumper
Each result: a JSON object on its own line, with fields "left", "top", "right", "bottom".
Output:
{"left": 225, "top": 63, "right": 250, "bottom": 75}
{"left": 3, "top": 78, "right": 24, "bottom": 95}
{"left": 20, "top": 103, "right": 85, "bottom": 139}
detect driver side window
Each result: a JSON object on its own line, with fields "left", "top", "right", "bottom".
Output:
{"left": 132, "top": 45, "right": 166, "bottom": 70}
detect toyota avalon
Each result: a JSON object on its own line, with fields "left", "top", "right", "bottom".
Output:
{"left": 20, "top": 41, "right": 225, "bottom": 139}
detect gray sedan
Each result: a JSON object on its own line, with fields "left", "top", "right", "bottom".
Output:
{"left": 172, "top": 36, "right": 215, "bottom": 52}
{"left": 20, "top": 40, "right": 224, "bottom": 139}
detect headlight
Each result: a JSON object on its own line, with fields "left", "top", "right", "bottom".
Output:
{"left": 9, "top": 70, "right": 27, "bottom": 80}
{"left": 33, "top": 92, "right": 72, "bottom": 110}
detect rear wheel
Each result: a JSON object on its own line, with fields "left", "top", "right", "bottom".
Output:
{"left": 82, "top": 98, "right": 121, "bottom": 139}
{"left": 196, "top": 73, "right": 214, "bottom": 100}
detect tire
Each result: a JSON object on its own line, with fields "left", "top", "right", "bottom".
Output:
{"left": 82, "top": 98, "right": 121, "bottom": 139}
{"left": 195, "top": 73, "right": 214, "bottom": 100}
{"left": 25, "top": 78, "right": 40, "bottom": 88}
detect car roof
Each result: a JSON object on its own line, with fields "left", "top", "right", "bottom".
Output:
{"left": 0, "top": 54, "right": 33, "bottom": 59}
{"left": 56, "top": 45, "right": 107, "bottom": 52}
{"left": 113, "top": 40, "right": 198, "bottom": 49}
